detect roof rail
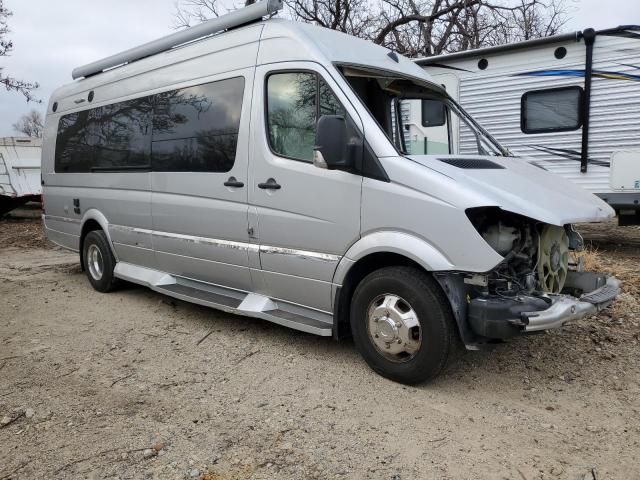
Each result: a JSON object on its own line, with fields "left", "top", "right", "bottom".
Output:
{"left": 72, "top": 0, "right": 283, "bottom": 80}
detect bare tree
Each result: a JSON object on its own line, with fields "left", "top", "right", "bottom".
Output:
{"left": 172, "top": 0, "right": 569, "bottom": 57}
{"left": 0, "top": 1, "right": 39, "bottom": 102}
{"left": 451, "top": 0, "right": 568, "bottom": 51}
{"left": 371, "top": 0, "right": 569, "bottom": 56}
{"left": 288, "top": 0, "right": 372, "bottom": 36}
{"left": 12, "top": 109, "right": 43, "bottom": 138}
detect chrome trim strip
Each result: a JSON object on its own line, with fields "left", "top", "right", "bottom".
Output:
{"left": 152, "top": 229, "right": 260, "bottom": 252}
{"left": 112, "top": 241, "right": 154, "bottom": 253}
{"left": 109, "top": 224, "right": 341, "bottom": 261}
{"left": 109, "top": 225, "right": 153, "bottom": 236}
{"left": 259, "top": 245, "right": 340, "bottom": 262}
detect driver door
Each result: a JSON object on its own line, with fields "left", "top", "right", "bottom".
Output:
{"left": 248, "top": 63, "right": 364, "bottom": 312}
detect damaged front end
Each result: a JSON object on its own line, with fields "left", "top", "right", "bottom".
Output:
{"left": 436, "top": 207, "right": 620, "bottom": 348}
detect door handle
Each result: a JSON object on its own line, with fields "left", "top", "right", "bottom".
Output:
{"left": 224, "top": 176, "right": 244, "bottom": 188}
{"left": 258, "top": 178, "right": 281, "bottom": 190}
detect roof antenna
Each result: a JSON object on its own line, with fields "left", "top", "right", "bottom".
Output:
{"left": 387, "top": 51, "right": 399, "bottom": 63}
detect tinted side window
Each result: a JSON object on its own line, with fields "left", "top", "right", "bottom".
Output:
{"left": 152, "top": 77, "right": 245, "bottom": 172}
{"left": 521, "top": 86, "right": 583, "bottom": 134}
{"left": 55, "top": 97, "right": 152, "bottom": 172}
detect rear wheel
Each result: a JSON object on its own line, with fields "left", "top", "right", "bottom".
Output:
{"left": 350, "top": 266, "right": 455, "bottom": 384}
{"left": 82, "top": 230, "right": 118, "bottom": 293}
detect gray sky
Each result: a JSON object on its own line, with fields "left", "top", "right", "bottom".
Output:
{"left": 0, "top": 0, "right": 638, "bottom": 136}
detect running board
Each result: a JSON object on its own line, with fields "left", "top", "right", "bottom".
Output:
{"left": 114, "top": 262, "right": 333, "bottom": 336}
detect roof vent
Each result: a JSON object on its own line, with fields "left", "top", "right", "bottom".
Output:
{"left": 438, "top": 158, "right": 504, "bottom": 169}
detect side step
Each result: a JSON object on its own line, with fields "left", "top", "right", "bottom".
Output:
{"left": 114, "top": 262, "right": 333, "bottom": 336}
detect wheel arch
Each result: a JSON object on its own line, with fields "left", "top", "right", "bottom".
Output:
{"left": 331, "top": 232, "right": 455, "bottom": 341}
{"left": 79, "top": 210, "right": 117, "bottom": 270}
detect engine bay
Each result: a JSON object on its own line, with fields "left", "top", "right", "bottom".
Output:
{"left": 465, "top": 207, "right": 584, "bottom": 298}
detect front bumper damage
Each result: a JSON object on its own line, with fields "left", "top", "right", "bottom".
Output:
{"left": 467, "top": 272, "right": 620, "bottom": 339}
{"left": 522, "top": 275, "right": 620, "bottom": 332}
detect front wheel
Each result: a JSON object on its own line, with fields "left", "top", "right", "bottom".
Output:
{"left": 82, "top": 230, "right": 119, "bottom": 293}
{"left": 350, "top": 266, "right": 456, "bottom": 384}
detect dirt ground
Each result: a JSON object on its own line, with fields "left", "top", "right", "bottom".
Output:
{"left": 1, "top": 214, "right": 639, "bottom": 480}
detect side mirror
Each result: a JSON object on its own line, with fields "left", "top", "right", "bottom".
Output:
{"left": 313, "top": 115, "right": 355, "bottom": 170}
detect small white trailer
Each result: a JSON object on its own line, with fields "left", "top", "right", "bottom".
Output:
{"left": 0, "top": 137, "right": 42, "bottom": 216}
{"left": 410, "top": 26, "right": 640, "bottom": 225}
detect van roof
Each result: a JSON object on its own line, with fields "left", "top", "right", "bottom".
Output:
{"left": 49, "top": 18, "right": 436, "bottom": 111}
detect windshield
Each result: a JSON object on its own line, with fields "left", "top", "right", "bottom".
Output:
{"left": 340, "top": 67, "right": 508, "bottom": 157}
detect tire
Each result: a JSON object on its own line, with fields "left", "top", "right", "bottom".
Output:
{"left": 350, "top": 266, "right": 456, "bottom": 384}
{"left": 82, "top": 230, "right": 119, "bottom": 293}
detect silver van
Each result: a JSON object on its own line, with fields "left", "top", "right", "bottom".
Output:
{"left": 42, "top": 0, "right": 619, "bottom": 384}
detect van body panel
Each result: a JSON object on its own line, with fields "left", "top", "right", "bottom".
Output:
{"left": 43, "top": 178, "right": 154, "bottom": 267}
{"left": 152, "top": 251, "right": 252, "bottom": 293}
{"left": 339, "top": 231, "right": 456, "bottom": 278}
{"left": 248, "top": 62, "right": 363, "bottom": 310}
{"left": 363, "top": 156, "right": 505, "bottom": 273}
{"left": 42, "top": 214, "right": 80, "bottom": 251}
{"left": 256, "top": 269, "right": 334, "bottom": 313}
{"left": 150, "top": 69, "right": 256, "bottom": 292}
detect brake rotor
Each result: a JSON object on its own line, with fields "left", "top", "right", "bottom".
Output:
{"left": 537, "top": 225, "right": 569, "bottom": 293}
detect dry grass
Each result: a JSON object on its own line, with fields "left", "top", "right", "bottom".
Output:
{"left": 0, "top": 217, "right": 48, "bottom": 250}
{"left": 574, "top": 246, "right": 640, "bottom": 317}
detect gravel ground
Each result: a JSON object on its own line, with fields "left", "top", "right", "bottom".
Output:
{"left": 0, "top": 216, "right": 639, "bottom": 480}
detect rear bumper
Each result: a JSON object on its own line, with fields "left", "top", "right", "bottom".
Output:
{"left": 596, "top": 192, "right": 640, "bottom": 211}
{"left": 468, "top": 273, "right": 620, "bottom": 339}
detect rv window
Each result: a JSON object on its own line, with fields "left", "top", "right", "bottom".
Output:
{"left": 521, "top": 86, "right": 583, "bottom": 134}
{"left": 54, "top": 77, "right": 244, "bottom": 173}
{"left": 421, "top": 99, "right": 446, "bottom": 127}
{"left": 151, "top": 77, "right": 245, "bottom": 172}
{"left": 266, "top": 72, "right": 345, "bottom": 162}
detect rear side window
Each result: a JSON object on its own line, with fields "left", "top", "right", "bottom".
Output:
{"left": 521, "top": 86, "right": 583, "bottom": 134}
{"left": 266, "top": 72, "right": 345, "bottom": 162}
{"left": 54, "top": 77, "right": 244, "bottom": 173}
{"left": 55, "top": 97, "right": 153, "bottom": 172}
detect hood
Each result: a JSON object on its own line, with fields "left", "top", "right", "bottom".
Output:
{"left": 406, "top": 154, "right": 615, "bottom": 225}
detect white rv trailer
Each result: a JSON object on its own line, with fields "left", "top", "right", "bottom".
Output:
{"left": 410, "top": 26, "right": 640, "bottom": 225}
{"left": 0, "top": 137, "right": 42, "bottom": 216}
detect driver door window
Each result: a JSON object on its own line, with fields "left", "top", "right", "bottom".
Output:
{"left": 266, "top": 72, "right": 345, "bottom": 162}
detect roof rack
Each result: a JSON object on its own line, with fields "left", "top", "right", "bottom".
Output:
{"left": 72, "top": 0, "right": 283, "bottom": 80}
